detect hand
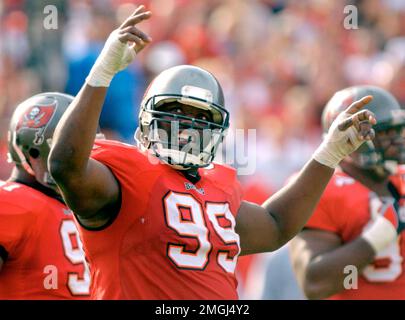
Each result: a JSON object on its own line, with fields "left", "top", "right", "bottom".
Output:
{"left": 116, "top": 5, "right": 152, "bottom": 54}
{"left": 313, "top": 95, "right": 377, "bottom": 168}
{"left": 86, "top": 5, "right": 152, "bottom": 87}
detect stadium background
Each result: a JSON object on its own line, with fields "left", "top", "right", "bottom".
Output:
{"left": 0, "top": 0, "right": 404, "bottom": 299}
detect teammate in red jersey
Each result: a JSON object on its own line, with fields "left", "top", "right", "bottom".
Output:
{"left": 49, "top": 6, "right": 377, "bottom": 299}
{"left": 0, "top": 93, "right": 91, "bottom": 299}
{"left": 290, "top": 86, "right": 405, "bottom": 300}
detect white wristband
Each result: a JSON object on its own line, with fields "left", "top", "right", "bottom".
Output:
{"left": 86, "top": 31, "right": 137, "bottom": 87}
{"left": 313, "top": 126, "right": 362, "bottom": 169}
{"left": 86, "top": 65, "right": 115, "bottom": 88}
{"left": 361, "top": 215, "right": 397, "bottom": 253}
{"left": 312, "top": 140, "right": 342, "bottom": 169}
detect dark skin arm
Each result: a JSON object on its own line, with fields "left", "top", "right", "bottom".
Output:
{"left": 236, "top": 96, "right": 376, "bottom": 256}
{"left": 289, "top": 229, "right": 375, "bottom": 300}
{"left": 48, "top": 7, "right": 151, "bottom": 227}
{"left": 0, "top": 256, "right": 3, "bottom": 272}
{"left": 49, "top": 87, "right": 120, "bottom": 227}
{"left": 236, "top": 160, "right": 334, "bottom": 255}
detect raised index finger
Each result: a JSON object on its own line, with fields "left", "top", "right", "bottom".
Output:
{"left": 120, "top": 6, "right": 151, "bottom": 28}
{"left": 345, "top": 95, "right": 373, "bottom": 115}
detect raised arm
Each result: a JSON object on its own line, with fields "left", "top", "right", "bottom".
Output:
{"left": 48, "top": 6, "right": 152, "bottom": 226}
{"left": 236, "top": 96, "right": 377, "bottom": 255}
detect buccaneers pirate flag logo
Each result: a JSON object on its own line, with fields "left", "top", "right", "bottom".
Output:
{"left": 16, "top": 101, "right": 57, "bottom": 145}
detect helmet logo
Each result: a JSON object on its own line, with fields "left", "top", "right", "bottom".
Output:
{"left": 16, "top": 102, "right": 57, "bottom": 145}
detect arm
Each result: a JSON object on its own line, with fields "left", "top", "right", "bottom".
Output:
{"left": 49, "top": 87, "right": 120, "bottom": 224}
{"left": 0, "top": 201, "right": 31, "bottom": 272}
{"left": 48, "top": 6, "right": 152, "bottom": 225}
{"left": 236, "top": 96, "right": 377, "bottom": 255}
{"left": 289, "top": 198, "right": 401, "bottom": 299}
{"left": 289, "top": 229, "right": 375, "bottom": 299}
{"left": 237, "top": 160, "right": 333, "bottom": 254}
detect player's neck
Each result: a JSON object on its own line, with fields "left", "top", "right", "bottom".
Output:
{"left": 8, "top": 167, "right": 64, "bottom": 202}
{"left": 8, "top": 166, "right": 36, "bottom": 185}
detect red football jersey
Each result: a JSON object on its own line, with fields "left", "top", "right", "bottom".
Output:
{"left": 306, "top": 169, "right": 405, "bottom": 299}
{"left": 78, "top": 140, "right": 243, "bottom": 299}
{"left": 0, "top": 181, "right": 91, "bottom": 299}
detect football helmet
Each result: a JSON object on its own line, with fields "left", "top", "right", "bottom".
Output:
{"left": 8, "top": 92, "right": 104, "bottom": 190}
{"left": 136, "top": 65, "right": 229, "bottom": 170}
{"left": 322, "top": 85, "right": 405, "bottom": 173}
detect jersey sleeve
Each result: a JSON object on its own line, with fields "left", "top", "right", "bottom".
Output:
{"left": 305, "top": 195, "right": 340, "bottom": 233}
{"left": 283, "top": 172, "right": 341, "bottom": 234}
{"left": 229, "top": 169, "right": 244, "bottom": 212}
{"left": 232, "top": 178, "right": 244, "bottom": 215}
{"left": 90, "top": 140, "right": 146, "bottom": 188}
{"left": 89, "top": 140, "right": 151, "bottom": 225}
{"left": 0, "top": 201, "right": 37, "bottom": 257}
{"left": 304, "top": 177, "right": 350, "bottom": 235}
{"left": 210, "top": 163, "right": 244, "bottom": 215}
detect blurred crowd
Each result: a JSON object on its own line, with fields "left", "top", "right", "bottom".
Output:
{"left": 1, "top": 0, "right": 405, "bottom": 188}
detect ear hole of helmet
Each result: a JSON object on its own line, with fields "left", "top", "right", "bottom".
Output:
{"left": 28, "top": 148, "right": 40, "bottom": 159}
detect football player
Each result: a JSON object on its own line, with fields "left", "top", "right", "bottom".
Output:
{"left": 290, "top": 86, "right": 405, "bottom": 299}
{"left": 48, "top": 6, "right": 377, "bottom": 299}
{"left": 0, "top": 93, "right": 91, "bottom": 299}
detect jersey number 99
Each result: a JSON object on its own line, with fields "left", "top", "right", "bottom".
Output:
{"left": 163, "top": 191, "right": 240, "bottom": 273}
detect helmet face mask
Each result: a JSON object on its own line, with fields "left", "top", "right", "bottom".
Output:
{"left": 322, "top": 85, "right": 405, "bottom": 178}
{"left": 137, "top": 66, "right": 229, "bottom": 170}
{"left": 352, "top": 125, "right": 405, "bottom": 173}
